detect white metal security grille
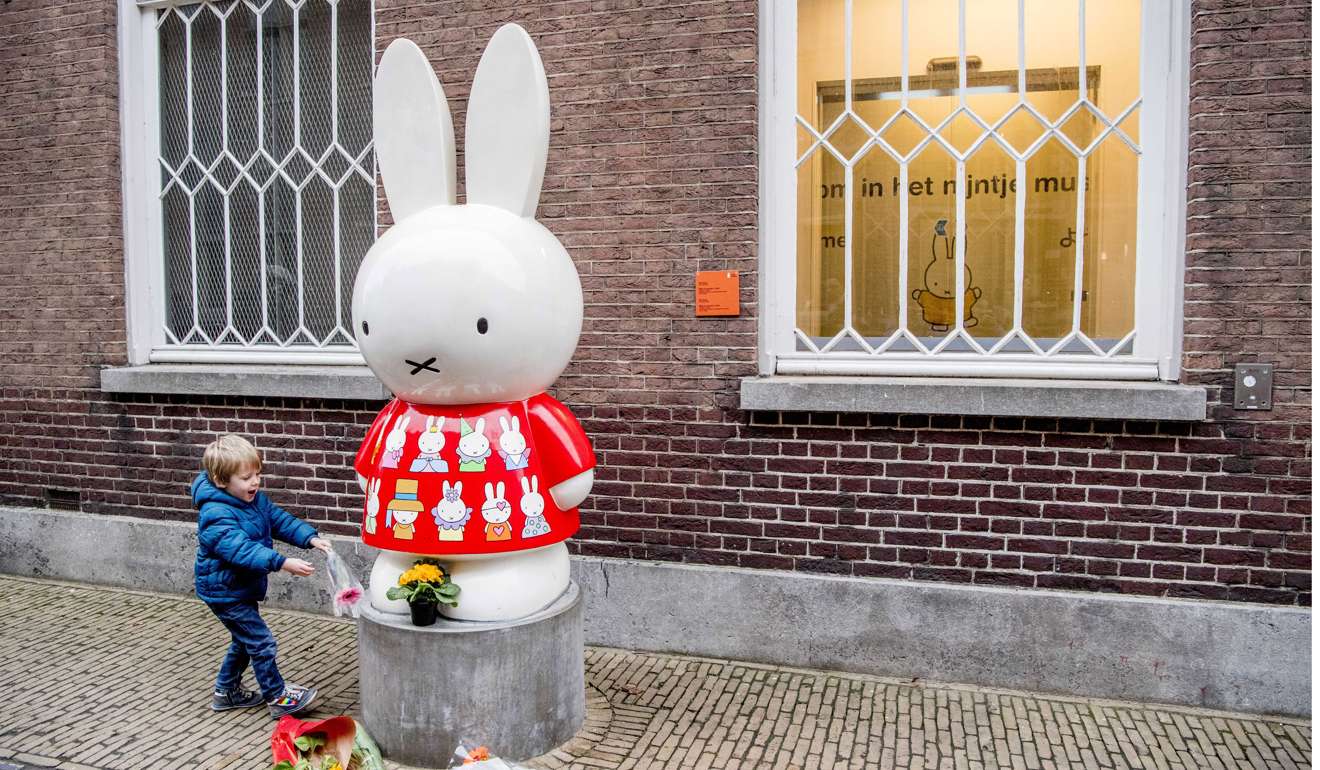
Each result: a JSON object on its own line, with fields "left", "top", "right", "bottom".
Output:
{"left": 762, "top": 0, "right": 1185, "bottom": 380}
{"left": 149, "top": 0, "right": 374, "bottom": 362}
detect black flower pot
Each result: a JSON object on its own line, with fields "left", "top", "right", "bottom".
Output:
{"left": 409, "top": 599, "right": 438, "bottom": 627}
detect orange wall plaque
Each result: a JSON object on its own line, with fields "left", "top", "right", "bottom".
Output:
{"left": 695, "top": 271, "right": 740, "bottom": 317}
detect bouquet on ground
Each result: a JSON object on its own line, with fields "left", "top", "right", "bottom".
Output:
{"left": 387, "top": 558, "right": 460, "bottom": 626}
{"left": 269, "top": 715, "right": 384, "bottom": 770}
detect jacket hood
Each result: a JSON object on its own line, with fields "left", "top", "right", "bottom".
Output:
{"left": 191, "top": 470, "right": 249, "bottom": 510}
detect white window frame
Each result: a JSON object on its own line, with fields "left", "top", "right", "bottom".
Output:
{"left": 757, "top": 0, "right": 1191, "bottom": 381}
{"left": 117, "top": 0, "right": 376, "bottom": 366}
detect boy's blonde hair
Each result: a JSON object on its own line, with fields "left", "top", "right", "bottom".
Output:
{"left": 203, "top": 434, "right": 263, "bottom": 486}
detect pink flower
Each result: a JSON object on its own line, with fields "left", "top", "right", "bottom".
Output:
{"left": 335, "top": 587, "right": 363, "bottom": 608}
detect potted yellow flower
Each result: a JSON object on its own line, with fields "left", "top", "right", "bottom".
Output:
{"left": 386, "top": 559, "right": 460, "bottom": 626}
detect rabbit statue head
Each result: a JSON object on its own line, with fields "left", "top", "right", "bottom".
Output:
{"left": 352, "top": 26, "right": 582, "bottom": 406}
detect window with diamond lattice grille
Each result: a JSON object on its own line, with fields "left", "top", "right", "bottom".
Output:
{"left": 142, "top": 0, "right": 374, "bottom": 362}
{"left": 761, "top": 1, "right": 1188, "bottom": 380}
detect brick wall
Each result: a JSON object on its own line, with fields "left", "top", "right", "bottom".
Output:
{"left": 0, "top": 1, "right": 1310, "bottom": 605}
{"left": 1171, "top": 0, "right": 1312, "bottom": 601}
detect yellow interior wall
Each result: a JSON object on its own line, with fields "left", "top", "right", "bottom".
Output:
{"left": 796, "top": 0, "right": 1140, "bottom": 344}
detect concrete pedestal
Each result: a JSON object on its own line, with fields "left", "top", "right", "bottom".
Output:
{"left": 357, "top": 582, "right": 585, "bottom": 766}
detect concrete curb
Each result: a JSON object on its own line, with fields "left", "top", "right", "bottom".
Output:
{"left": 0, "top": 506, "right": 1308, "bottom": 716}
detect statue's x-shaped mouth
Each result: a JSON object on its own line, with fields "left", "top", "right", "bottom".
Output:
{"left": 406, "top": 357, "right": 439, "bottom": 375}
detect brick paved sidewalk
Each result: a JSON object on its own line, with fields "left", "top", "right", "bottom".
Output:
{"left": 0, "top": 577, "right": 1309, "bottom": 770}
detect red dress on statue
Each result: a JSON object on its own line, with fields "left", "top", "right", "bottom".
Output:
{"left": 354, "top": 393, "right": 594, "bottom": 555}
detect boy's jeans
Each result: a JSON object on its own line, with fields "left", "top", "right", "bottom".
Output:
{"left": 207, "top": 600, "right": 285, "bottom": 701}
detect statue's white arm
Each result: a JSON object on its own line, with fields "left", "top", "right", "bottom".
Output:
{"left": 549, "top": 468, "right": 594, "bottom": 510}
{"left": 357, "top": 472, "right": 368, "bottom": 492}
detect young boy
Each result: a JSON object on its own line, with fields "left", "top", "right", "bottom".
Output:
{"left": 193, "top": 434, "right": 332, "bottom": 718}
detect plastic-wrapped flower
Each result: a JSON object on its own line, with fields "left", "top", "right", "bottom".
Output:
{"left": 334, "top": 586, "right": 363, "bottom": 610}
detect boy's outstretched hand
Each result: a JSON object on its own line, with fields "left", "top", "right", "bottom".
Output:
{"left": 281, "top": 558, "right": 315, "bottom": 576}
{"left": 309, "top": 537, "right": 333, "bottom": 554}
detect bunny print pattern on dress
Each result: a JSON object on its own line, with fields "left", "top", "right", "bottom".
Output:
{"left": 519, "top": 475, "right": 550, "bottom": 539}
{"left": 456, "top": 417, "right": 492, "bottom": 472}
{"left": 410, "top": 416, "right": 450, "bottom": 473}
{"left": 498, "top": 416, "right": 531, "bottom": 471}
{"left": 363, "top": 478, "right": 383, "bottom": 535}
{"left": 355, "top": 397, "right": 592, "bottom": 554}
{"left": 380, "top": 416, "right": 409, "bottom": 469}
{"left": 481, "top": 481, "right": 513, "bottom": 542}
{"left": 431, "top": 480, "right": 472, "bottom": 542}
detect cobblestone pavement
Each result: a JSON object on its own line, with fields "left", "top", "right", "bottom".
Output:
{"left": 0, "top": 577, "right": 1309, "bottom": 770}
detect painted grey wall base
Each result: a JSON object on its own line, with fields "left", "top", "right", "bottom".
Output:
{"left": 358, "top": 586, "right": 585, "bottom": 764}
{"left": 0, "top": 504, "right": 381, "bottom": 614}
{"left": 575, "top": 559, "right": 1309, "bottom": 718}
{"left": 0, "top": 506, "right": 1307, "bottom": 716}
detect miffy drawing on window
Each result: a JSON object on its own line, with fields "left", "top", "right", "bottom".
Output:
{"left": 912, "top": 218, "right": 982, "bottom": 332}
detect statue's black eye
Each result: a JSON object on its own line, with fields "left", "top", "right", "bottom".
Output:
{"left": 361, "top": 320, "right": 370, "bottom": 336}
{"left": 477, "top": 317, "right": 488, "bottom": 334}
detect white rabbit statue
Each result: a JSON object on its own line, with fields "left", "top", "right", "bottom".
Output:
{"left": 352, "top": 26, "right": 594, "bottom": 622}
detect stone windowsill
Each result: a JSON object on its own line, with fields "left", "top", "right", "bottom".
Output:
{"left": 100, "top": 364, "right": 391, "bottom": 401}
{"left": 740, "top": 376, "right": 1208, "bottom": 420}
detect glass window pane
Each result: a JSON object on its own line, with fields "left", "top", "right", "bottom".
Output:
{"left": 158, "top": 12, "right": 189, "bottom": 170}
{"left": 1022, "top": 137, "right": 1079, "bottom": 341}
{"left": 1082, "top": 137, "right": 1138, "bottom": 346}
{"left": 852, "top": 149, "right": 901, "bottom": 340}
{"left": 794, "top": 0, "right": 1142, "bottom": 362}
{"left": 1023, "top": 0, "right": 1081, "bottom": 123}
{"left": 963, "top": 141, "right": 1017, "bottom": 340}
{"left": 1086, "top": 0, "right": 1142, "bottom": 119}
{"left": 905, "top": 144, "right": 958, "bottom": 337}
{"left": 798, "top": 0, "right": 846, "bottom": 136}
{"left": 796, "top": 148, "right": 847, "bottom": 344}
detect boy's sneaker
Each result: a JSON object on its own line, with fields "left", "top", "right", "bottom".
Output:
{"left": 211, "top": 686, "right": 265, "bottom": 711}
{"left": 267, "top": 683, "right": 318, "bottom": 718}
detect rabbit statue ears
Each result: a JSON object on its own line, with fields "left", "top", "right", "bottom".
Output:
{"left": 374, "top": 25, "right": 550, "bottom": 221}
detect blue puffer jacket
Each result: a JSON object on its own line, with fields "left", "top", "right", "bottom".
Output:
{"left": 192, "top": 471, "right": 318, "bottom": 604}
